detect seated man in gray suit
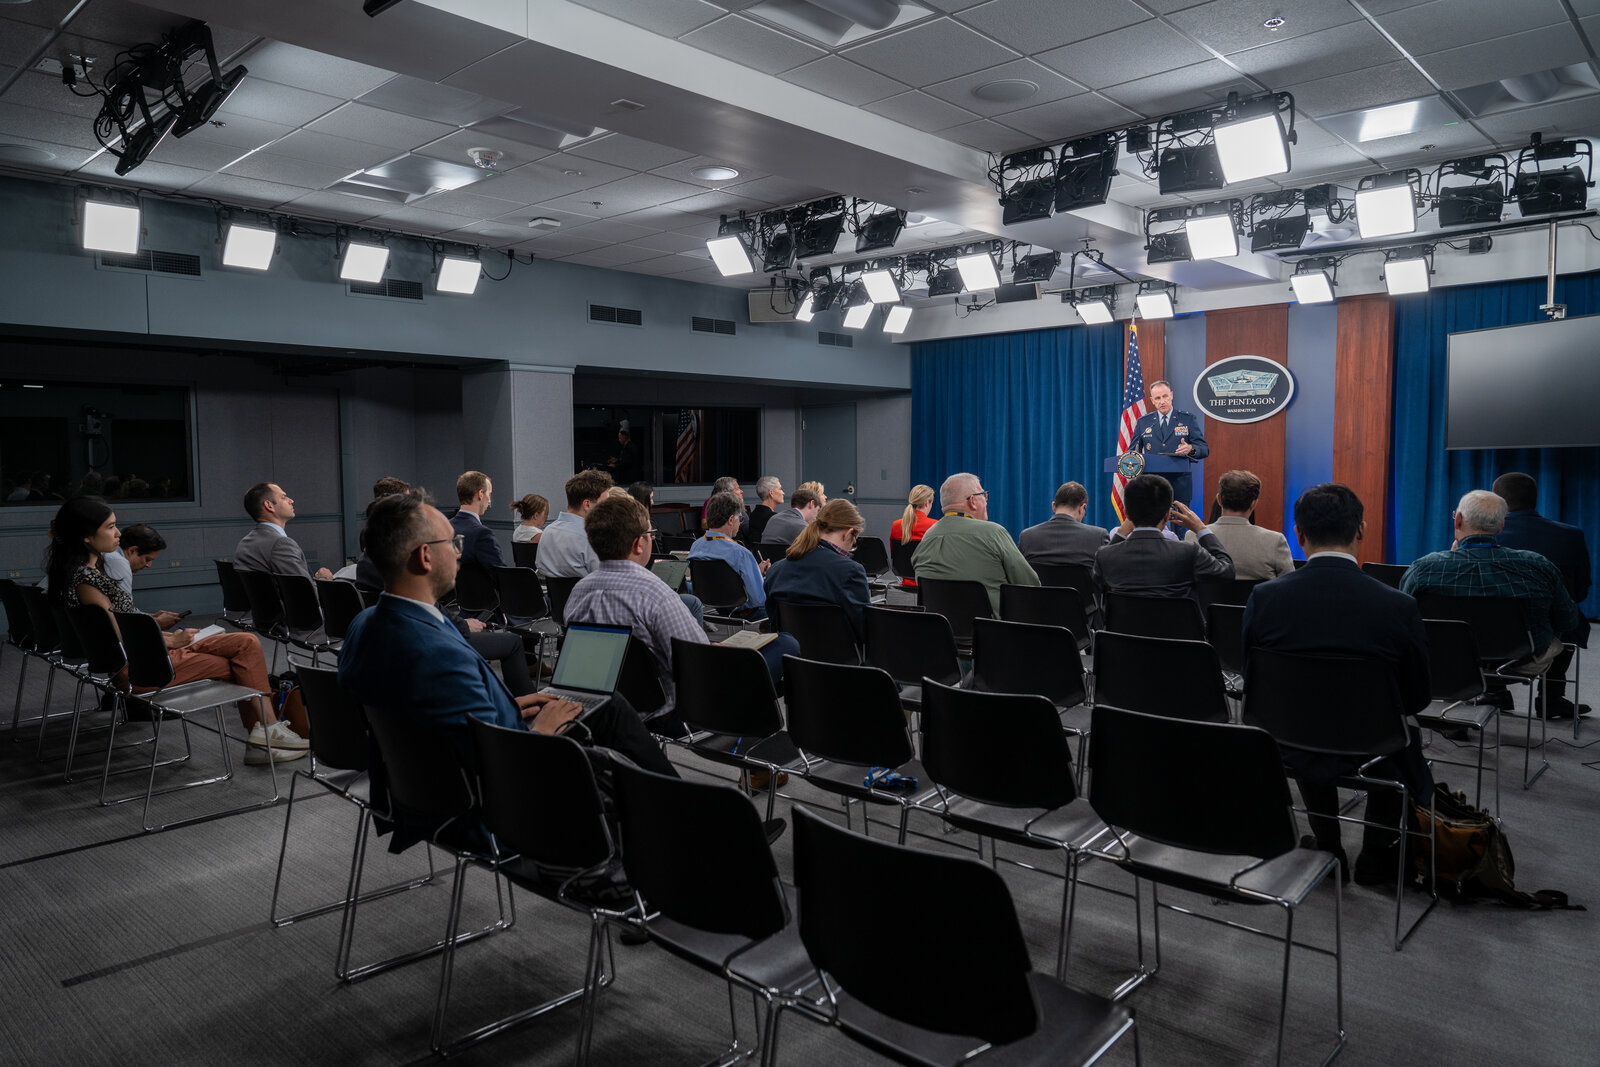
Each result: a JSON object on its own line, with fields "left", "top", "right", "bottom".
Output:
{"left": 1018, "top": 481, "right": 1108, "bottom": 571}
{"left": 234, "top": 482, "right": 332, "bottom": 579}
{"left": 1093, "top": 474, "right": 1233, "bottom": 597}
{"left": 760, "top": 487, "right": 820, "bottom": 546}
{"left": 1186, "top": 469, "right": 1293, "bottom": 580}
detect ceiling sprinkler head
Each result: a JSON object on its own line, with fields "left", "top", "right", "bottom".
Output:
{"left": 467, "top": 147, "right": 503, "bottom": 170}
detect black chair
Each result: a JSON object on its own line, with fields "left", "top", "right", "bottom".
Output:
{"left": 615, "top": 634, "right": 668, "bottom": 724}
{"left": 1415, "top": 618, "right": 1498, "bottom": 814}
{"left": 511, "top": 540, "right": 539, "bottom": 570}
{"left": 234, "top": 565, "right": 287, "bottom": 636}
{"left": 920, "top": 678, "right": 1108, "bottom": 981}
{"left": 37, "top": 602, "right": 103, "bottom": 762}
{"left": 1033, "top": 562, "right": 1101, "bottom": 625}
{"left": 662, "top": 533, "right": 697, "bottom": 553}
{"left": 688, "top": 556, "right": 751, "bottom": 616}
{"left": 1195, "top": 577, "right": 1263, "bottom": 614}
{"left": 776, "top": 806, "right": 1139, "bottom": 1067}
{"left": 611, "top": 760, "right": 813, "bottom": 1066}
{"left": 916, "top": 576, "right": 993, "bottom": 647}
{"left": 851, "top": 535, "right": 890, "bottom": 579}
{"left": 62, "top": 604, "right": 158, "bottom": 785}
{"left": 862, "top": 605, "right": 960, "bottom": 711}
{"left": 470, "top": 719, "right": 631, "bottom": 1063}
{"left": 18, "top": 584, "right": 73, "bottom": 746}
{"left": 782, "top": 655, "right": 932, "bottom": 844}
{"left": 492, "top": 565, "right": 549, "bottom": 623}
{"left": 768, "top": 599, "right": 859, "bottom": 665}
{"left": 999, "top": 582, "right": 1092, "bottom": 650}
{"left": 276, "top": 573, "right": 339, "bottom": 664}
{"left": 1362, "top": 562, "right": 1409, "bottom": 589}
{"left": 2, "top": 577, "right": 43, "bottom": 736}
{"left": 453, "top": 559, "right": 501, "bottom": 620}
{"left": 1102, "top": 592, "right": 1206, "bottom": 641}
{"left": 889, "top": 538, "right": 917, "bottom": 582}
{"left": 1081, "top": 707, "right": 1341, "bottom": 1065}
{"left": 1092, "top": 631, "right": 1230, "bottom": 723}
{"left": 1293, "top": 558, "right": 1309, "bottom": 570}
{"left": 970, "top": 617, "right": 1088, "bottom": 712}
{"left": 546, "top": 575, "right": 581, "bottom": 629}
{"left": 108, "top": 611, "right": 281, "bottom": 832}
{"left": 214, "top": 559, "right": 254, "bottom": 628}
{"left": 269, "top": 665, "right": 434, "bottom": 954}
{"left": 752, "top": 541, "right": 789, "bottom": 563}
{"left": 1243, "top": 647, "right": 1437, "bottom": 950}
{"left": 316, "top": 578, "right": 367, "bottom": 641}
{"left": 671, "top": 637, "right": 800, "bottom": 823}
{"left": 1206, "top": 602, "right": 1247, "bottom": 679}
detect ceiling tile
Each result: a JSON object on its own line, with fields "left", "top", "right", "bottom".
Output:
{"left": 306, "top": 103, "right": 456, "bottom": 151}
{"left": 841, "top": 19, "right": 1019, "bottom": 86}
{"left": 558, "top": 172, "right": 709, "bottom": 213}
{"left": 721, "top": 174, "right": 831, "bottom": 205}
{"left": 922, "top": 58, "right": 1084, "bottom": 117}
{"left": 959, "top": 0, "right": 1151, "bottom": 53}
{"left": 220, "top": 79, "right": 344, "bottom": 127}
{"left": 370, "top": 204, "right": 478, "bottom": 231}
{"left": 74, "top": 154, "right": 208, "bottom": 191}
{"left": 1165, "top": 0, "right": 1363, "bottom": 54}
{"left": 1285, "top": 142, "right": 1373, "bottom": 175}
{"left": 225, "top": 152, "right": 353, "bottom": 188}
{"left": 3, "top": 68, "right": 106, "bottom": 119}
{"left": 567, "top": 0, "right": 726, "bottom": 36}
{"left": 273, "top": 129, "right": 407, "bottom": 170}
{"left": 281, "top": 190, "right": 387, "bottom": 222}
{"left": 1377, "top": 0, "right": 1569, "bottom": 56}
{"left": 142, "top": 135, "right": 248, "bottom": 172}
{"left": 357, "top": 74, "right": 514, "bottom": 127}
{"left": 780, "top": 55, "right": 907, "bottom": 105}
{"left": 566, "top": 242, "right": 665, "bottom": 266}
{"left": 1000, "top": 93, "right": 1140, "bottom": 141}
{"left": 1358, "top": 0, "right": 1434, "bottom": 12}
{"left": 917, "top": 0, "right": 990, "bottom": 11}
{"left": 180, "top": 113, "right": 295, "bottom": 151}
{"left": 680, "top": 14, "right": 827, "bottom": 75}
{"left": 1035, "top": 21, "right": 1214, "bottom": 91}
{"left": 1412, "top": 25, "right": 1591, "bottom": 92}
{"left": 627, "top": 229, "right": 712, "bottom": 253}
{"left": 440, "top": 223, "right": 528, "bottom": 244}
{"left": 1281, "top": 60, "right": 1437, "bottom": 118}
{"left": 864, "top": 90, "right": 979, "bottom": 132}
{"left": 566, "top": 133, "right": 695, "bottom": 171}
{"left": 185, "top": 172, "right": 307, "bottom": 207}
{"left": 0, "top": 22, "right": 50, "bottom": 67}
{"left": 0, "top": 100, "right": 108, "bottom": 151}
{"left": 560, "top": 218, "right": 659, "bottom": 243}
{"left": 0, "top": 135, "right": 97, "bottom": 172}
{"left": 477, "top": 157, "right": 633, "bottom": 202}
{"left": 1100, "top": 60, "right": 1259, "bottom": 116}
{"left": 611, "top": 204, "right": 721, "bottom": 231}
{"left": 487, "top": 205, "right": 603, "bottom": 230}
{"left": 519, "top": 234, "right": 609, "bottom": 256}
{"left": 1360, "top": 122, "right": 1497, "bottom": 166}
{"left": 240, "top": 40, "right": 397, "bottom": 99}
{"left": 1473, "top": 96, "right": 1600, "bottom": 141}
{"left": 1226, "top": 22, "right": 1402, "bottom": 88}
{"left": 650, "top": 155, "right": 769, "bottom": 188}
{"left": 939, "top": 117, "right": 1028, "bottom": 151}
{"left": 664, "top": 188, "right": 770, "bottom": 215}
{"left": 412, "top": 129, "right": 554, "bottom": 171}
{"left": 407, "top": 187, "right": 525, "bottom": 219}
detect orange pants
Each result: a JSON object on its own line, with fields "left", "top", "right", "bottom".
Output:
{"left": 143, "top": 632, "right": 273, "bottom": 727}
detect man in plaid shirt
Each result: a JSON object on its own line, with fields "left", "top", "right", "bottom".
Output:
{"left": 1401, "top": 489, "right": 1586, "bottom": 717}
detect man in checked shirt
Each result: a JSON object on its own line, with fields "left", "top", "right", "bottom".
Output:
{"left": 1401, "top": 489, "right": 1587, "bottom": 718}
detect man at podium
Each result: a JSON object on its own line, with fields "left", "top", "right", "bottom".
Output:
{"left": 1128, "top": 379, "right": 1207, "bottom": 511}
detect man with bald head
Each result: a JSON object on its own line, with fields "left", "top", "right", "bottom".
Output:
{"left": 910, "top": 472, "right": 1038, "bottom": 614}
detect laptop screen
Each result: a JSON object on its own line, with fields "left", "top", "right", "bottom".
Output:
{"left": 651, "top": 559, "right": 688, "bottom": 590}
{"left": 550, "top": 623, "right": 632, "bottom": 694}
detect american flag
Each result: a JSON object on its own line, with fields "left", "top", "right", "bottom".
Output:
{"left": 674, "top": 409, "right": 700, "bottom": 483}
{"left": 1111, "top": 324, "right": 1150, "bottom": 523}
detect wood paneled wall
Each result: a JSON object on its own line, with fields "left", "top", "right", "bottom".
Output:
{"left": 1330, "top": 293, "right": 1395, "bottom": 563}
{"left": 1134, "top": 319, "right": 1165, "bottom": 391}
{"left": 1203, "top": 305, "right": 1288, "bottom": 527}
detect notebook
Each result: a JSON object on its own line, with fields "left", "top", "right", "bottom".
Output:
{"left": 540, "top": 622, "right": 632, "bottom": 717}
{"left": 651, "top": 558, "right": 689, "bottom": 591}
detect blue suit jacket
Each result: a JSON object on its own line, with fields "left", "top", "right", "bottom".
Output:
{"left": 451, "top": 509, "right": 506, "bottom": 573}
{"left": 1500, "top": 509, "right": 1591, "bottom": 605}
{"left": 1129, "top": 408, "right": 1208, "bottom": 468}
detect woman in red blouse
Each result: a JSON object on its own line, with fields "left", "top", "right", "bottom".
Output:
{"left": 890, "top": 484, "right": 936, "bottom": 586}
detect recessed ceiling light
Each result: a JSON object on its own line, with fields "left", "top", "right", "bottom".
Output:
{"left": 691, "top": 164, "right": 740, "bottom": 181}
{"left": 972, "top": 79, "right": 1038, "bottom": 104}
{"left": 562, "top": 169, "right": 584, "bottom": 176}
{"left": 0, "top": 143, "right": 54, "bottom": 163}
{"left": 1262, "top": 16, "right": 1286, "bottom": 30}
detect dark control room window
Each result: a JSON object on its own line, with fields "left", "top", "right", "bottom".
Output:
{"left": 574, "top": 405, "right": 759, "bottom": 485}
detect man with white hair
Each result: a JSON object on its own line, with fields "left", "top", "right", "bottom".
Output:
{"left": 749, "top": 475, "right": 785, "bottom": 541}
{"left": 910, "top": 472, "right": 1039, "bottom": 614}
{"left": 1401, "top": 489, "right": 1585, "bottom": 714}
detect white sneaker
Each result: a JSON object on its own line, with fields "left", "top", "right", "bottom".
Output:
{"left": 245, "top": 722, "right": 310, "bottom": 766}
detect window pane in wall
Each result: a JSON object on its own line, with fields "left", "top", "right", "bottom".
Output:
{"left": 0, "top": 380, "right": 194, "bottom": 505}
{"left": 573, "top": 405, "right": 758, "bottom": 486}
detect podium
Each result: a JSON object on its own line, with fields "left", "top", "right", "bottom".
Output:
{"left": 1103, "top": 452, "right": 1201, "bottom": 511}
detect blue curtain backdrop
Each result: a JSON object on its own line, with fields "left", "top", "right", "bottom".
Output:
{"left": 911, "top": 322, "right": 1126, "bottom": 537}
{"left": 1389, "top": 270, "right": 1600, "bottom": 618}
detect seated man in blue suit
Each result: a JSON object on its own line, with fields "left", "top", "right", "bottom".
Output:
{"left": 340, "top": 489, "right": 675, "bottom": 851}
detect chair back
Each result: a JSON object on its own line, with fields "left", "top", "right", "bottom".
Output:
{"left": 214, "top": 560, "right": 253, "bottom": 617}
{"left": 297, "top": 664, "right": 370, "bottom": 771}
{"left": 616, "top": 635, "right": 667, "bottom": 720}
{"left": 916, "top": 577, "right": 993, "bottom": 644}
{"left": 1362, "top": 562, "right": 1409, "bottom": 589}
{"left": 862, "top": 605, "right": 960, "bottom": 688}
{"left": 66, "top": 604, "right": 126, "bottom": 676}
{"left": 671, "top": 638, "right": 782, "bottom": 737}
{"left": 1206, "top": 603, "right": 1247, "bottom": 675}
{"left": 783, "top": 656, "right": 913, "bottom": 768}
{"left": 998, "top": 583, "right": 1091, "bottom": 648}
{"left": 1103, "top": 592, "right": 1206, "bottom": 641}
{"left": 1089, "top": 706, "right": 1297, "bottom": 858}
{"left": 1242, "top": 647, "right": 1408, "bottom": 758}
{"left": 470, "top": 718, "right": 612, "bottom": 871}
{"left": 234, "top": 566, "right": 286, "bottom": 634}
{"left": 613, "top": 760, "right": 787, "bottom": 939}
{"left": 276, "top": 573, "right": 326, "bottom": 634}
{"left": 19, "top": 585, "right": 61, "bottom": 653}
{"left": 662, "top": 533, "right": 696, "bottom": 553}
{"left": 1093, "top": 631, "right": 1229, "bottom": 722}
{"left": 492, "top": 565, "right": 548, "bottom": 620}
{"left": 546, "top": 576, "right": 581, "bottom": 628}
{"left": 112, "top": 611, "right": 176, "bottom": 690}
{"left": 1413, "top": 594, "right": 1535, "bottom": 665}
{"left": 52, "top": 604, "right": 87, "bottom": 662}
{"left": 316, "top": 578, "right": 366, "bottom": 640}
{"left": 792, "top": 807, "right": 1038, "bottom": 1044}
{"left": 768, "top": 599, "right": 860, "bottom": 665}
{"left": 511, "top": 540, "right": 539, "bottom": 569}
{"left": 752, "top": 542, "right": 788, "bottom": 563}
{"left": 363, "top": 707, "right": 476, "bottom": 826}
{"left": 453, "top": 559, "right": 500, "bottom": 616}
{"left": 921, "top": 678, "right": 1077, "bottom": 810}
{"left": 889, "top": 538, "right": 917, "bottom": 580}
{"left": 1032, "top": 562, "right": 1098, "bottom": 603}
{"left": 0, "top": 579, "right": 33, "bottom": 648}
{"left": 1196, "top": 578, "right": 1263, "bottom": 613}
{"left": 969, "top": 617, "right": 1086, "bottom": 709}
{"left": 1422, "top": 618, "right": 1487, "bottom": 703}
{"left": 687, "top": 556, "right": 749, "bottom": 613}
{"left": 852, "top": 536, "right": 890, "bottom": 578}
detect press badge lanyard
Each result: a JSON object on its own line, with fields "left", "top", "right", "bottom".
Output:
{"left": 943, "top": 510, "right": 976, "bottom": 519}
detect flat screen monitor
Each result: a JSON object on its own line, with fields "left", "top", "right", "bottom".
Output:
{"left": 1445, "top": 314, "right": 1600, "bottom": 450}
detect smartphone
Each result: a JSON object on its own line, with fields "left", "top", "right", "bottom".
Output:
{"left": 176, "top": 609, "right": 193, "bottom": 619}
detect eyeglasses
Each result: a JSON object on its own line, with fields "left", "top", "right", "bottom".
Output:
{"left": 968, "top": 490, "right": 989, "bottom": 501}
{"left": 421, "top": 534, "right": 465, "bottom": 553}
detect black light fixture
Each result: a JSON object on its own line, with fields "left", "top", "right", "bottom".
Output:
{"left": 927, "top": 265, "right": 964, "bottom": 297}
{"left": 1383, "top": 245, "right": 1433, "bottom": 295}
{"left": 1185, "top": 198, "right": 1244, "bottom": 260}
{"left": 97, "top": 69, "right": 176, "bottom": 176}
{"left": 364, "top": 0, "right": 404, "bottom": 15}
{"left": 1512, "top": 134, "right": 1593, "bottom": 217}
{"left": 855, "top": 207, "right": 906, "bottom": 254}
{"left": 759, "top": 210, "right": 798, "bottom": 273}
{"left": 1289, "top": 257, "right": 1337, "bottom": 304}
{"left": 793, "top": 197, "right": 847, "bottom": 259}
{"left": 997, "top": 147, "right": 1057, "bottom": 224}
{"left": 1054, "top": 133, "right": 1119, "bottom": 213}
{"left": 1355, "top": 169, "right": 1421, "bottom": 238}
{"left": 1011, "top": 250, "right": 1061, "bottom": 284}
{"left": 1435, "top": 155, "right": 1508, "bottom": 227}
{"left": 1144, "top": 205, "right": 1192, "bottom": 264}
{"left": 163, "top": 21, "right": 248, "bottom": 138}
{"left": 1249, "top": 190, "right": 1312, "bottom": 252}
{"left": 706, "top": 215, "right": 756, "bottom": 276}
{"left": 1157, "top": 143, "right": 1224, "bottom": 195}
{"left": 1211, "top": 91, "right": 1294, "bottom": 184}
{"left": 1135, "top": 281, "right": 1175, "bottom": 319}
{"left": 1067, "top": 285, "right": 1117, "bottom": 324}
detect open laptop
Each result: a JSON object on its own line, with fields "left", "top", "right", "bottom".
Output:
{"left": 651, "top": 558, "right": 689, "bottom": 591}
{"left": 539, "top": 622, "right": 632, "bottom": 717}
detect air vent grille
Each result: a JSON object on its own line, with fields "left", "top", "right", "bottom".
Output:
{"left": 691, "top": 316, "right": 736, "bottom": 336}
{"left": 818, "top": 331, "right": 854, "bottom": 348}
{"left": 348, "top": 278, "right": 424, "bottom": 300}
{"left": 590, "top": 303, "right": 643, "bottom": 326}
{"left": 98, "top": 249, "right": 202, "bottom": 276}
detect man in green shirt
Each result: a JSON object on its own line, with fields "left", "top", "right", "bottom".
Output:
{"left": 911, "top": 472, "right": 1039, "bottom": 614}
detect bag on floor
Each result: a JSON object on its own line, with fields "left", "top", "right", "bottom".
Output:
{"left": 1410, "top": 784, "right": 1582, "bottom": 910}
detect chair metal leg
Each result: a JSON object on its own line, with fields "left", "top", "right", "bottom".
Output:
{"left": 1522, "top": 675, "right": 1549, "bottom": 789}
{"left": 10, "top": 653, "right": 31, "bottom": 735}
{"left": 1275, "top": 906, "right": 1294, "bottom": 1067}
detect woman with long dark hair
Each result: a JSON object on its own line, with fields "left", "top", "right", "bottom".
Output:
{"left": 45, "top": 497, "right": 306, "bottom": 765}
{"left": 763, "top": 498, "right": 871, "bottom": 644}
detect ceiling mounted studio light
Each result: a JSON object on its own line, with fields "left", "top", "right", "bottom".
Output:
{"left": 1289, "top": 258, "right": 1337, "bottom": 304}
{"left": 860, "top": 259, "right": 902, "bottom": 303}
{"left": 1055, "top": 133, "right": 1119, "bottom": 213}
{"left": 340, "top": 239, "right": 390, "bottom": 283}
{"left": 793, "top": 198, "right": 847, "bottom": 259}
{"left": 1011, "top": 251, "right": 1060, "bottom": 284}
{"left": 221, "top": 221, "right": 276, "bottom": 270}
{"left": 1135, "top": 282, "right": 1175, "bottom": 320}
{"left": 1072, "top": 286, "right": 1116, "bottom": 324}
{"left": 1355, "top": 170, "right": 1420, "bottom": 238}
{"left": 855, "top": 208, "right": 906, "bottom": 254}
{"left": 1185, "top": 200, "right": 1243, "bottom": 260}
{"left": 842, "top": 283, "right": 874, "bottom": 329}
{"left": 1383, "top": 247, "right": 1432, "bottom": 295}
{"left": 1212, "top": 93, "right": 1292, "bottom": 184}
{"left": 1436, "top": 154, "right": 1508, "bottom": 227}
{"left": 997, "top": 147, "right": 1057, "bottom": 224}
{"left": 882, "top": 304, "right": 913, "bottom": 334}
{"left": 437, "top": 254, "right": 482, "bottom": 294}
{"left": 1512, "top": 134, "right": 1593, "bottom": 216}
{"left": 926, "top": 265, "right": 963, "bottom": 297}
{"left": 707, "top": 215, "right": 756, "bottom": 276}
{"left": 956, "top": 247, "right": 1001, "bottom": 292}
{"left": 82, "top": 200, "right": 141, "bottom": 254}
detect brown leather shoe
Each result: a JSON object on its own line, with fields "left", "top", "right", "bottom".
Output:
{"left": 741, "top": 769, "right": 789, "bottom": 792}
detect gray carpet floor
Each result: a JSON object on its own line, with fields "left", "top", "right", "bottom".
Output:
{"left": 0, "top": 628, "right": 1596, "bottom": 1067}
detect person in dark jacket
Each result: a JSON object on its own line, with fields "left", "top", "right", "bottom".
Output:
{"left": 764, "top": 498, "right": 871, "bottom": 644}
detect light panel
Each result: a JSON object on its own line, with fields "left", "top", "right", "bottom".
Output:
{"left": 340, "top": 240, "right": 390, "bottom": 283}
{"left": 1385, "top": 256, "right": 1430, "bottom": 295}
{"left": 1135, "top": 291, "right": 1174, "bottom": 319}
{"left": 1290, "top": 270, "right": 1335, "bottom": 304}
{"left": 82, "top": 201, "right": 141, "bottom": 255}
{"left": 860, "top": 268, "right": 900, "bottom": 303}
{"left": 706, "top": 234, "right": 754, "bottom": 276}
{"left": 882, "top": 305, "right": 913, "bottom": 334}
{"left": 1213, "top": 111, "right": 1289, "bottom": 183}
{"left": 222, "top": 222, "right": 276, "bottom": 270}
{"left": 842, "top": 301, "right": 873, "bottom": 329}
{"left": 1355, "top": 183, "right": 1416, "bottom": 238}
{"left": 437, "top": 255, "right": 481, "bottom": 294}
{"left": 1185, "top": 214, "right": 1239, "bottom": 260}
{"left": 955, "top": 252, "right": 1000, "bottom": 292}
{"left": 1076, "top": 298, "right": 1113, "bottom": 325}
{"left": 794, "top": 291, "right": 816, "bottom": 323}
